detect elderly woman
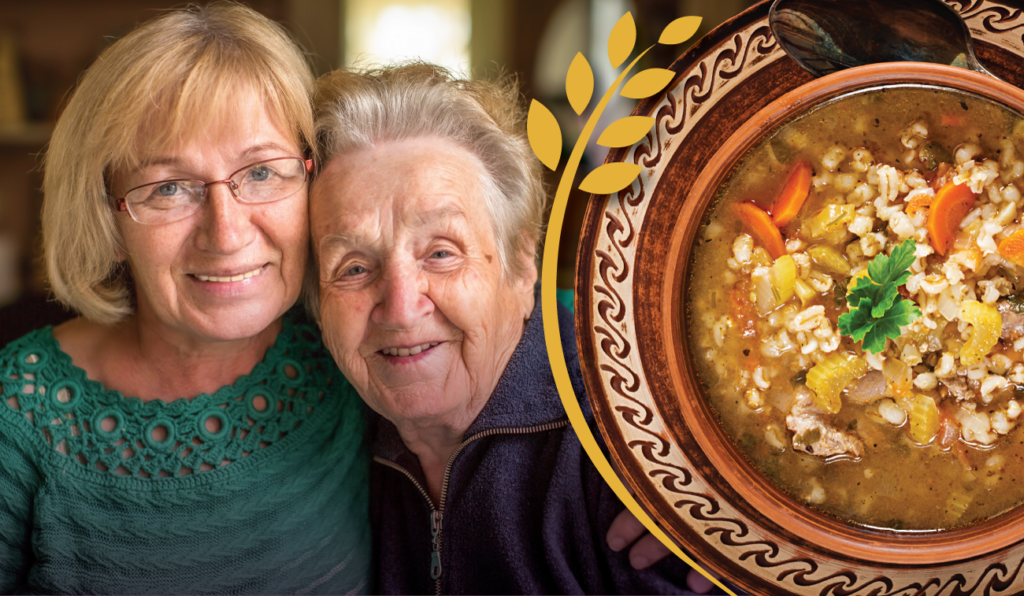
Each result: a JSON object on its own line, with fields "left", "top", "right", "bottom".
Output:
{"left": 0, "top": 4, "right": 368, "bottom": 593}
{"left": 310, "top": 63, "right": 704, "bottom": 594}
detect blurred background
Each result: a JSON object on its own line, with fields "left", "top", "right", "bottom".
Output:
{"left": 0, "top": 0, "right": 761, "bottom": 342}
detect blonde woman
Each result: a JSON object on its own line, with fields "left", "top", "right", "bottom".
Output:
{"left": 0, "top": 4, "right": 368, "bottom": 593}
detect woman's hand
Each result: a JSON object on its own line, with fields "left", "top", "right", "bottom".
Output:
{"left": 607, "top": 504, "right": 721, "bottom": 593}
{"left": 606, "top": 507, "right": 668, "bottom": 569}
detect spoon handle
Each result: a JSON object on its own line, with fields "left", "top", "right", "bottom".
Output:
{"left": 961, "top": 42, "right": 1008, "bottom": 83}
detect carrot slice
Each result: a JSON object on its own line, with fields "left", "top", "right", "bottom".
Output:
{"left": 735, "top": 202, "right": 786, "bottom": 259}
{"left": 905, "top": 193, "right": 933, "bottom": 215}
{"left": 770, "top": 161, "right": 812, "bottom": 227}
{"left": 941, "top": 113, "right": 966, "bottom": 128}
{"left": 927, "top": 181, "right": 977, "bottom": 256}
{"left": 937, "top": 401, "right": 960, "bottom": 450}
{"left": 998, "top": 229, "right": 1024, "bottom": 267}
{"left": 730, "top": 288, "right": 757, "bottom": 338}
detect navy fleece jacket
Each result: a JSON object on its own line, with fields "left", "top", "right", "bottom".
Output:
{"left": 368, "top": 288, "right": 699, "bottom": 594}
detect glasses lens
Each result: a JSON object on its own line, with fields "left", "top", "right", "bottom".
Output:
{"left": 125, "top": 180, "right": 204, "bottom": 224}
{"left": 235, "top": 158, "right": 307, "bottom": 204}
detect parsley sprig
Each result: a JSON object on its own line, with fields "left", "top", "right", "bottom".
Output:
{"left": 837, "top": 238, "right": 922, "bottom": 354}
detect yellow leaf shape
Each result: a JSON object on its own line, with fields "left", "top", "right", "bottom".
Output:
{"left": 527, "top": 99, "right": 562, "bottom": 170}
{"left": 620, "top": 68, "right": 675, "bottom": 99}
{"left": 658, "top": 16, "right": 702, "bottom": 45}
{"left": 607, "top": 12, "right": 636, "bottom": 69}
{"left": 566, "top": 52, "right": 594, "bottom": 116}
{"left": 596, "top": 116, "right": 655, "bottom": 148}
{"left": 579, "top": 162, "right": 643, "bottom": 195}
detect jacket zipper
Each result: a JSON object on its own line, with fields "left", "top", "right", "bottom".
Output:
{"left": 374, "top": 418, "right": 569, "bottom": 595}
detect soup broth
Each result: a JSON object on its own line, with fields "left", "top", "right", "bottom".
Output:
{"left": 689, "top": 86, "right": 1024, "bottom": 530}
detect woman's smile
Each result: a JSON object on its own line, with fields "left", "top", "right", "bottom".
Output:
{"left": 190, "top": 264, "right": 266, "bottom": 283}
{"left": 186, "top": 263, "right": 272, "bottom": 297}
{"left": 379, "top": 341, "right": 441, "bottom": 358}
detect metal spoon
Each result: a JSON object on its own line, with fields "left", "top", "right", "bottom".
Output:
{"left": 769, "top": 0, "right": 1000, "bottom": 79}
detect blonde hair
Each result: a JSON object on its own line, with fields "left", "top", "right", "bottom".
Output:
{"left": 43, "top": 1, "right": 315, "bottom": 324}
{"left": 309, "top": 63, "right": 546, "bottom": 318}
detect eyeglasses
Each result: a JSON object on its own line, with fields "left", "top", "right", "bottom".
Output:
{"left": 111, "top": 157, "right": 314, "bottom": 225}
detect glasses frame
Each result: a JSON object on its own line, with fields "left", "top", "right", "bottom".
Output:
{"left": 111, "top": 156, "right": 315, "bottom": 224}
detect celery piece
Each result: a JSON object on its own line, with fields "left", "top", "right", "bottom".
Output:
{"left": 795, "top": 278, "right": 817, "bottom": 305}
{"left": 805, "top": 353, "right": 869, "bottom": 414}
{"left": 769, "top": 255, "right": 797, "bottom": 304}
{"left": 902, "top": 394, "right": 939, "bottom": 445}
{"left": 808, "top": 204, "right": 854, "bottom": 242}
{"left": 946, "top": 491, "right": 972, "bottom": 521}
{"left": 808, "top": 245, "right": 852, "bottom": 276}
{"left": 960, "top": 300, "right": 1002, "bottom": 366}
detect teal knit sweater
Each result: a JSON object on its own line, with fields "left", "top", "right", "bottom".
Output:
{"left": 0, "top": 310, "right": 370, "bottom": 594}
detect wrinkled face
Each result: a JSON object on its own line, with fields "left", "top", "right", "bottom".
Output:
{"left": 110, "top": 89, "right": 308, "bottom": 343}
{"left": 311, "top": 138, "right": 536, "bottom": 428}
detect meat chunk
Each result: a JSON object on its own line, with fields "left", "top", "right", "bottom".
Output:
{"left": 785, "top": 388, "right": 864, "bottom": 458}
{"left": 844, "top": 370, "right": 886, "bottom": 405}
{"left": 997, "top": 299, "right": 1024, "bottom": 341}
{"left": 940, "top": 376, "right": 976, "bottom": 402}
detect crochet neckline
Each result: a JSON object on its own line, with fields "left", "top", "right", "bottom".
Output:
{"left": 1, "top": 310, "right": 340, "bottom": 484}
{"left": 37, "top": 314, "right": 293, "bottom": 413}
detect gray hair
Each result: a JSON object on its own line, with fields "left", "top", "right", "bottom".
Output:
{"left": 309, "top": 63, "right": 546, "bottom": 317}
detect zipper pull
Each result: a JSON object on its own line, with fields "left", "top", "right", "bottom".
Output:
{"left": 430, "top": 510, "right": 443, "bottom": 580}
{"left": 429, "top": 511, "right": 443, "bottom": 580}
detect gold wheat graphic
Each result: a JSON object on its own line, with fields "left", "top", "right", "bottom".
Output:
{"left": 528, "top": 12, "right": 700, "bottom": 191}
{"left": 531, "top": 12, "right": 734, "bottom": 595}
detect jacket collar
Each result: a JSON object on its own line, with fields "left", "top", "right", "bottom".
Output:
{"left": 371, "top": 285, "right": 575, "bottom": 463}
